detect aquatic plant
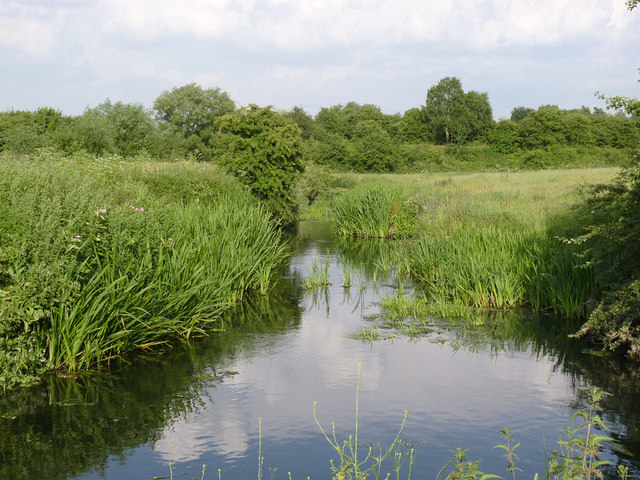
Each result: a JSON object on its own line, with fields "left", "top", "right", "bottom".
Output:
{"left": 332, "top": 182, "right": 417, "bottom": 238}
{"left": 305, "top": 257, "right": 331, "bottom": 288}
{"left": 0, "top": 154, "right": 289, "bottom": 380}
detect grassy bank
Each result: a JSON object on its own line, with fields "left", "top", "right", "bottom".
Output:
{"left": 309, "top": 168, "right": 619, "bottom": 321}
{"left": 0, "top": 151, "right": 289, "bottom": 388}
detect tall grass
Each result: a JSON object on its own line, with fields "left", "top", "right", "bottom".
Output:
{"left": 332, "top": 182, "right": 417, "bottom": 238}
{"left": 409, "top": 227, "right": 598, "bottom": 317}
{"left": 319, "top": 169, "right": 611, "bottom": 321}
{"left": 0, "top": 152, "right": 288, "bottom": 374}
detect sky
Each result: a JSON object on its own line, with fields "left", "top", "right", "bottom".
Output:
{"left": 1, "top": 0, "right": 639, "bottom": 120}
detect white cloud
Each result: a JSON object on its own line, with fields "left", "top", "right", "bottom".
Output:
{"left": 0, "top": 4, "right": 61, "bottom": 57}
{"left": 92, "top": 0, "right": 635, "bottom": 51}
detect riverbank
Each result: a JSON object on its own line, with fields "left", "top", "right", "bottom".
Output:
{"left": 0, "top": 151, "right": 289, "bottom": 389}
{"left": 302, "top": 167, "right": 635, "bottom": 344}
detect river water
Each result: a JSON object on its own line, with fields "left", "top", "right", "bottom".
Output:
{"left": 1, "top": 221, "right": 639, "bottom": 479}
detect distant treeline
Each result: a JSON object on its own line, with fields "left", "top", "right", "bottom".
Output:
{"left": 1, "top": 78, "right": 638, "bottom": 172}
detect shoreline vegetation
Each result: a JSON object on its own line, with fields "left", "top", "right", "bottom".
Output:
{"left": 0, "top": 73, "right": 638, "bottom": 388}
{"left": 0, "top": 152, "right": 289, "bottom": 388}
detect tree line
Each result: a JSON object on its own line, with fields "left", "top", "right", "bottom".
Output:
{"left": 1, "top": 78, "right": 638, "bottom": 173}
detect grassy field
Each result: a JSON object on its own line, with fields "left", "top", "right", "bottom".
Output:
{"left": 326, "top": 168, "right": 618, "bottom": 230}
{"left": 309, "top": 167, "right": 620, "bottom": 320}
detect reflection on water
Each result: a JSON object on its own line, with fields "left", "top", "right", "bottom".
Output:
{"left": 1, "top": 221, "right": 639, "bottom": 480}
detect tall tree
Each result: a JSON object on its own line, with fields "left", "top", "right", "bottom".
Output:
{"left": 153, "top": 83, "right": 235, "bottom": 158}
{"left": 424, "top": 77, "right": 494, "bottom": 144}
{"left": 424, "top": 77, "right": 465, "bottom": 143}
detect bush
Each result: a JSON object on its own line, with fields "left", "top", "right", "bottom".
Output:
{"left": 347, "top": 120, "right": 401, "bottom": 172}
{"left": 576, "top": 280, "right": 640, "bottom": 359}
{"left": 216, "top": 105, "right": 305, "bottom": 225}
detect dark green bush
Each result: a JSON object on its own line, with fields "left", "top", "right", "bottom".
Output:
{"left": 576, "top": 281, "right": 640, "bottom": 359}
{"left": 216, "top": 105, "right": 305, "bottom": 225}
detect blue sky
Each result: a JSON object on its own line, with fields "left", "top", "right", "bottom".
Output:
{"left": 1, "top": 0, "right": 639, "bottom": 119}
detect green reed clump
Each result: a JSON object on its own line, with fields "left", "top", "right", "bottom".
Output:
{"left": 333, "top": 182, "right": 417, "bottom": 238}
{"left": 409, "top": 226, "right": 598, "bottom": 317}
{"left": 305, "top": 257, "right": 331, "bottom": 288}
{"left": 0, "top": 153, "right": 288, "bottom": 380}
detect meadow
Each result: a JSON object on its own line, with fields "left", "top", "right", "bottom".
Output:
{"left": 308, "top": 168, "right": 619, "bottom": 321}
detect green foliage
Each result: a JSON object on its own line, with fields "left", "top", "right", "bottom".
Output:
{"left": 0, "top": 108, "right": 63, "bottom": 153}
{"left": 491, "top": 105, "right": 640, "bottom": 153}
{"left": 510, "top": 106, "right": 534, "bottom": 123}
{"left": 348, "top": 120, "right": 400, "bottom": 172}
{"left": 305, "top": 134, "right": 351, "bottom": 169}
{"left": 489, "top": 120, "right": 522, "bottom": 154}
{"left": 305, "top": 257, "right": 331, "bottom": 288}
{"left": 154, "top": 83, "right": 235, "bottom": 159}
{"left": 401, "top": 107, "right": 431, "bottom": 143}
{"left": 0, "top": 153, "right": 288, "bottom": 383}
{"left": 424, "top": 77, "right": 494, "bottom": 144}
{"left": 520, "top": 105, "right": 566, "bottom": 148}
{"left": 546, "top": 387, "right": 615, "bottom": 480}
{"left": 82, "top": 100, "right": 158, "bottom": 156}
{"left": 576, "top": 281, "right": 640, "bottom": 359}
{"left": 316, "top": 102, "right": 397, "bottom": 140}
{"left": 216, "top": 105, "right": 305, "bottom": 224}
{"left": 332, "top": 182, "right": 418, "bottom": 238}
{"left": 409, "top": 227, "right": 597, "bottom": 316}
{"left": 559, "top": 161, "right": 640, "bottom": 288}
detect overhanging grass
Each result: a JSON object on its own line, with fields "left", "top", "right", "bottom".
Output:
{"left": 0, "top": 152, "right": 288, "bottom": 378}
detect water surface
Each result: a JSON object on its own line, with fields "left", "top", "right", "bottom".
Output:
{"left": 1, "top": 221, "right": 639, "bottom": 479}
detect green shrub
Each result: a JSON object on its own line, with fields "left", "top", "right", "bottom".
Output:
{"left": 576, "top": 280, "right": 640, "bottom": 359}
{"left": 216, "top": 105, "right": 305, "bottom": 225}
{"left": 347, "top": 120, "right": 401, "bottom": 172}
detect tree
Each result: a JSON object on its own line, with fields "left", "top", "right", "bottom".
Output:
{"left": 348, "top": 120, "right": 400, "bottom": 172}
{"left": 424, "top": 77, "right": 465, "bottom": 143}
{"left": 315, "top": 102, "right": 397, "bottom": 140}
{"left": 423, "top": 77, "right": 494, "bottom": 144}
{"left": 153, "top": 83, "right": 235, "bottom": 158}
{"left": 510, "top": 106, "right": 534, "bottom": 123}
{"left": 400, "top": 107, "right": 431, "bottom": 143}
{"left": 215, "top": 105, "right": 304, "bottom": 224}
{"left": 462, "top": 90, "right": 494, "bottom": 141}
{"left": 85, "top": 100, "right": 157, "bottom": 156}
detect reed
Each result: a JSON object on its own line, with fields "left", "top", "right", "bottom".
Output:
{"left": 332, "top": 181, "right": 417, "bottom": 238}
{"left": 0, "top": 153, "right": 288, "bottom": 374}
{"left": 304, "top": 257, "right": 331, "bottom": 288}
{"left": 409, "top": 226, "right": 598, "bottom": 318}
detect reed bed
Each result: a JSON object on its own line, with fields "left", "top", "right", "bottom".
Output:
{"left": 323, "top": 169, "right": 611, "bottom": 321}
{"left": 409, "top": 227, "right": 598, "bottom": 318}
{"left": 0, "top": 152, "right": 288, "bottom": 375}
{"left": 332, "top": 182, "right": 417, "bottom": 238}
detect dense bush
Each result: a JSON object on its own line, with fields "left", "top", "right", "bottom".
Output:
{"left": 348, "top": 120, "right": 400, "bottom": 172}
{"left": 216, "top": 105, "right": 305, "bottom": 224}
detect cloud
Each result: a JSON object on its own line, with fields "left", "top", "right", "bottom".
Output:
{"left": 0, "top": 3, "right": 62, "bottom": 57}
{"left": 92, "top": 0, "right": 634, "bottom": 52}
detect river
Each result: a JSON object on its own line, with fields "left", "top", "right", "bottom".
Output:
{"left": 1, "top": 221, "right": 639, "bottom": 480}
